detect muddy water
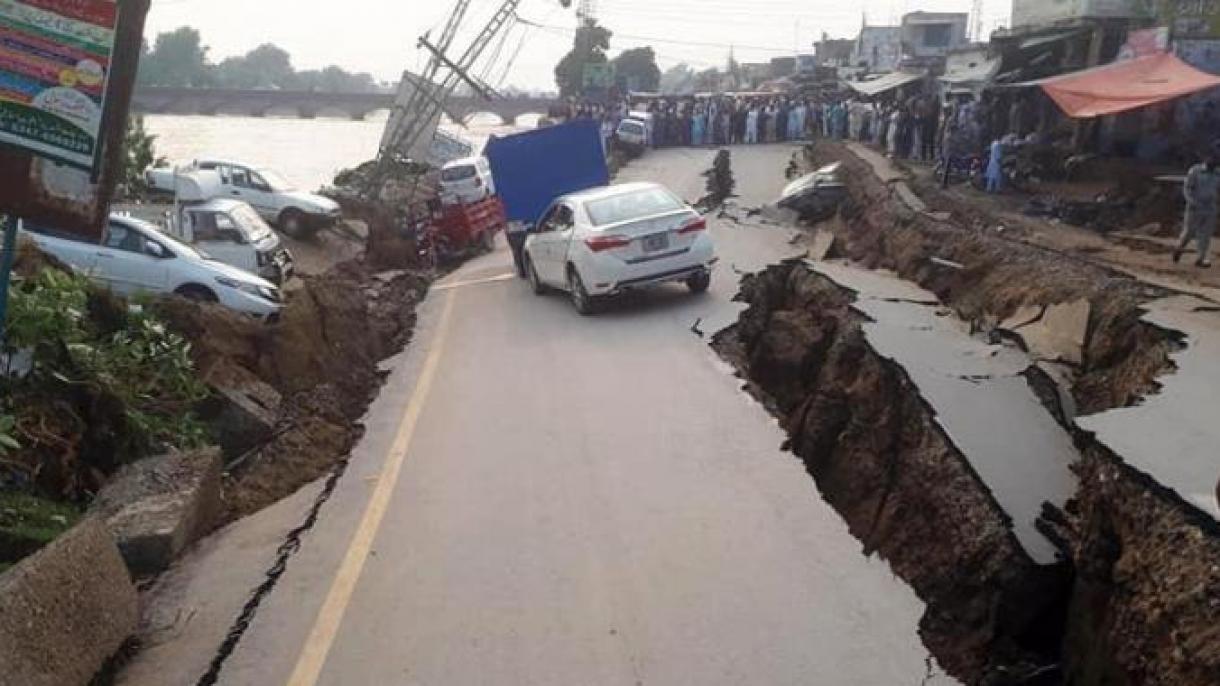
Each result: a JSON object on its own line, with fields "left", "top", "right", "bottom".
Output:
{"left": 143, "top": 113, "right": 532, "bottom": 192}
{"left": 809, "top": 261, "right": 1080, "bottom": 564}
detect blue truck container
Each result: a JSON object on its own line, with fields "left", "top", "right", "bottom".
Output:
{"left": 484, "top": 119, "right": 609, "bottom": 226}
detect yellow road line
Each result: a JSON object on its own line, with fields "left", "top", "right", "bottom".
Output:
{"left": 432, "top": 271, "right": 517, "bottom": 291}
{"left": 286, "top": 290, "right": 457, "bottom": 686}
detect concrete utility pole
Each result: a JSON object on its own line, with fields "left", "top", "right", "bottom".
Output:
{"left": 372, "top": 0, "right": 574, "bottom": 196}
{"left": 577, "top": 0, "right": 598, "bottom": 24}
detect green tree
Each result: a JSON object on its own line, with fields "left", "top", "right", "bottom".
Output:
{"left": 660, "top": 63, "right": 695, "bottom": 94}
{"left": 612, "top": 47, "right": 660, "bottom": 93}
{"left": 116, "top": 115, "right": 165, "bottom": 199}
{"left": 554, "top": 19, "right": 612, "bottom": 97}
{"left": 138, "top": 27, "right": 211, "bottom": 87}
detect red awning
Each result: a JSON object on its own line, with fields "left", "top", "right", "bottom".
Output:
{"left": 1033, "top": 53, "right": 1220, "bottom": 119}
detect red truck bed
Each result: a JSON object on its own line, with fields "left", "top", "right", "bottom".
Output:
{"left": 433, "top": 196, "right": 507, "bottom": 250}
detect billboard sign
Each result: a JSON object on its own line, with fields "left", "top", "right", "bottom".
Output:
{"left": 0, "top": 0, "right": 149, "bottom": 241}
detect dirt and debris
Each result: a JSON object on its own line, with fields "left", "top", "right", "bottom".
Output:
{"left": 696, "top": 149, "right": 736, "bottom": 211}
{"left": 804, "top": 141, "right": 1177, "bottom": 415}
{"left": 715, "top": 263, "right": 1067, "bottom": 683}
{"left": 740, "top": 140, "right": 1220, "bottom": 684}
{"left": 155, "top": 259, "right": 429, "bottom": 522}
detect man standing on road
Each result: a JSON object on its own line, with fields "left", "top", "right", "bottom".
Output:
{"left": 1174, "top": 143, "right": 1220, "bottom": 268}
{"left": 507, "top": 221, "right": 530, "bottom": 278}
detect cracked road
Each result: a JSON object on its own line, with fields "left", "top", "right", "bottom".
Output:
{"left": 120, "top": 145, "right": 955, "bottom": 686}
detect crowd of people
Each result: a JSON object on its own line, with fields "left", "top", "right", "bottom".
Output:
{"left": 554, "top": 90, "right": 1021, "bottom": 169}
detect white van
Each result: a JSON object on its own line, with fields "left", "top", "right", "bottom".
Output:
{"left": 439, "top": 156, "right": 496, "bottom": 205}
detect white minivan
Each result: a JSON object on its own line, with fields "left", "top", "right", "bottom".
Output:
{"left": 439, "top": 156, "right": 496, "bottom": 205}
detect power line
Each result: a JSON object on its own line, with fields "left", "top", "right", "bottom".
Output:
{"left": 515, "top": 15, "right": 799, "bottom": 54}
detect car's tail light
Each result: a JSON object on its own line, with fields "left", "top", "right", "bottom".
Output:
{"left": 678, "top": 216, "right": 707, "bottom": 234}
{"left": 474, "top": 177, "right": 483, "bottom": 188}
{"left": 586, "top": 234, "right": 632, "bottom": 252}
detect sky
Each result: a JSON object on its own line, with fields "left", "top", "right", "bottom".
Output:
{"left": 143, "top": 0, "right": 1014, "bottom": 92}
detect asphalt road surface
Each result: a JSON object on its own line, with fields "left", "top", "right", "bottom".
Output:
{"left": 120, "top": 144, "right": 955, "bottom": 685}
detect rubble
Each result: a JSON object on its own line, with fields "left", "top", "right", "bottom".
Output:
{"left": 89, "top": 448, "right": 222, "bottom": 576}
{"left": 0, "top": 518, "right": 137, "bottom": 686}
{"left": 157, "top": 259, "right": 430, "bottom": 522}
{"left": 199, "top": 361, "right": 281, "bottom": 461}
{"left": 756, "top": 139, "right": 1220, "bottom": 684}
{"left": 715, "top": 263, "right": 1065, "bottom": 682}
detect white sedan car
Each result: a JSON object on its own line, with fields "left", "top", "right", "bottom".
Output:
{"left": 524, "top": 182, "right": 716, "bottom": 314}
{"left": 22, "top": 215, "right": 283, "bottom": 320}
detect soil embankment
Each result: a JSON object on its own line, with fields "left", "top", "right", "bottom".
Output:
{"left": 714, "top": 140, "right": 1220, "bottom": 684}
{"left": 158, "top": 259, "right": 428, "bottom": 522}
{"left": 715, "top": 264, "right": 1066, "bottom": 682}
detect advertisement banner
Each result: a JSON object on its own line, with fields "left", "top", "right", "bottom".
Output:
{"left": 0, "top": 0, "right": 118, "bottom": 172}
{"left": 0, "top": 0, "right": 147, "bottom": 242}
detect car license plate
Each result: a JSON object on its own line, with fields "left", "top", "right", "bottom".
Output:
{"left": 642, "top": 233, "right": 670, "bottom": 253}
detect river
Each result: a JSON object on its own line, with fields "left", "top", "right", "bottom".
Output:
{"left": 143, "top": 113, "right": 533, "bottom": 193}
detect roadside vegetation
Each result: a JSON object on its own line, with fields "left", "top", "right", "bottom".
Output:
{"left": 0, "top": 252, "right": 208, "bottom": 568}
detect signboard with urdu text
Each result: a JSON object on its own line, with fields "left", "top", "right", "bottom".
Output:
{"left": 0, "top": 0, "right": 118, "bottom": 171}
{"left": 0, "top": 0, "right": 148, "bottom": 241}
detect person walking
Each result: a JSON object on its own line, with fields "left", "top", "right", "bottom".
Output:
{"left": 1174, "top": 143, "right": 1220, "bottom": 268}
{"left": 985, "top": 138, "right": 1004, "bottom": 193}
{"left": 507, "top": 221, "right": 530, "bottom": 278}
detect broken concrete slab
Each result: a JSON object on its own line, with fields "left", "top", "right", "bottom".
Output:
{"left": 809, "top": 261, "right": 1079, "bottom": 564}
{"left": 1079, "top": 296, "right": 1220, "bottom": 519}
{"left": 843, "top": 141, "right": 906, "bottom": 183}
{"left": 200, "top": 360, "right": 281, "bottom": 460}
{"left": 90, "top": 448, "right": 223, "bottom": 576}
{"left": 1000, "top": 305, "right": 1046, "bottom": 332}
{"left": 893, "top": 181, "right": 928, "bottom": 213}
{"left": 807, "top": 230, "right": 837, "bottom": 261}
{"left": 0, "top": 518, "right": 137, "bottom": 686}
{"left": 999, "top": 299, "right": 1091, "bottom": 365}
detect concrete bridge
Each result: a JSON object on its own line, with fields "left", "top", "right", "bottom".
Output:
{"left": 131, "top": 86, "right": 555, "bottom": 124}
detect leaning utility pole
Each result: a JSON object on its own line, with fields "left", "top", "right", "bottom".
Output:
{"left": 376, "top": 0, "right": 574, "bottom": 187}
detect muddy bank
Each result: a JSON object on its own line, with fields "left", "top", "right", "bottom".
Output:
{"left": 804, "top": 141, "right": 1174, "bottom": 416}
{"left": 715, "top": 263, "right": 1066, "bottom": 682}
{"left": 157, "top": 260, "right": 429, "bottom": 522}
{"left": 1055, "top": 441, "right": 1220, "bottom": 685}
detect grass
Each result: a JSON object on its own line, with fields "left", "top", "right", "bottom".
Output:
{"left": 0, "top": 491, "right": 81, "bottom": 565}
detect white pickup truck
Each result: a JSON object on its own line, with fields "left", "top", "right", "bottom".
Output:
{"left": 147, "top": 158, "right": 341, "bottom": 238}
{"left": 21, "top": 215, "right": 283, "bottom": 320}
{"left": 161, "top": 171, "right": 295, "bottom": 284}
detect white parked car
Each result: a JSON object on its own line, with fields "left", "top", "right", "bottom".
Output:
{"left": 22, "top": 215, "right": 283, "bottom": 320}
{"left": 615, "top": 118, "right": 648, "bottom": 150}
{"left": 147, "top": 159, "right": 341, "bottom": 238}
{"left": 523, "top": 182, "right": 716, "bottom": 315}
{"left": 439, "top": 156, "right": 496, "bottom": 205}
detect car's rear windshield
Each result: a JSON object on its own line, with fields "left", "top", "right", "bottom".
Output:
{"left": 619, "top": 122, "right": 644, "bottom": 135}
{"left": 442, "top": 165, "right": 478, "bottom": 182}
{"left": 586, "top": 188, "right": 684, "bottom": 226}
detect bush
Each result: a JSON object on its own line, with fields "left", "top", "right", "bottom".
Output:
{"left": 1, "top": 269, "right": 208, "bottom": 495}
